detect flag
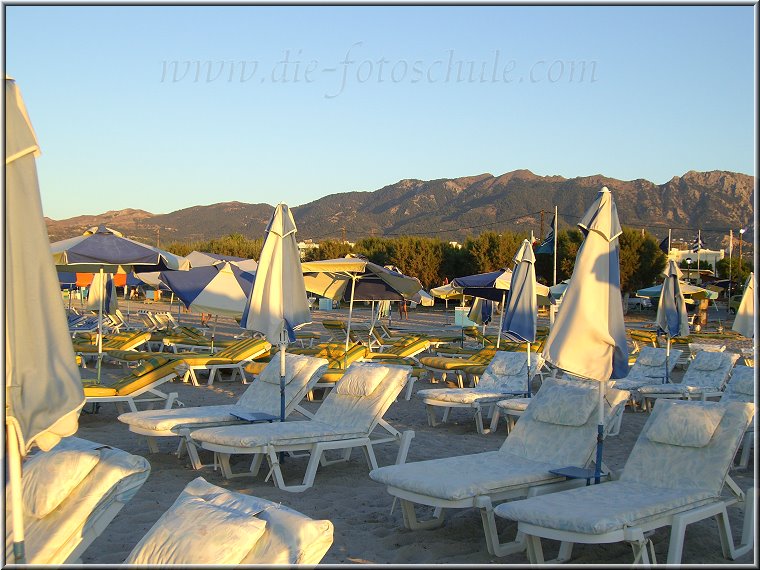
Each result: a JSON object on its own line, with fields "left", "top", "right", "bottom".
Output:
{"left": 535, "top": 214, "right": 556, "bottom": 255}
{"left": 659, "top": 236, "right": 669, "bottom": 253}
{"left": 691, "top": 235, "right": 704, "bottom": 253}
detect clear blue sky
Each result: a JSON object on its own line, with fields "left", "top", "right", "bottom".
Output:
{"left": 5, "top": 5, "right": 756, "bottom": 220}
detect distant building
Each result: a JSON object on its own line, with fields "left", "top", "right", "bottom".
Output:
{"left": 297, "top": 239, "right": 320, "bottom": 260}
{"left": 668, "top": 248, "right": 724, "bottom": 283}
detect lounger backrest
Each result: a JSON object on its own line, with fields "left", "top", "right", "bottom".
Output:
{"left": 617, "top": 346, "right": 682, "bottom": 381}
{"left": 386, "top": 337, "right": 430, "bottom": 357}
{"left": 314, "top": 362, "right": 410, "bottom": 432}
{"left": 476, "top": 351, "right": 540, "bottom": 391}
{"left": 110, "top": 357, "right": 180, "bottom": 395}
{"left": 144, "top": 477, "right": 333, "bottom": 565}
{"left": 214, "top": 338, "right": 270, "bottom": 361}
{"left": 681, "top": 351, "right": 740, "bottom": 388}
{"left": 237, "top": 354, "right": 329, "bottom": 412}
{"left": 501, "top": 376, "right": 627, "bottom": 467}
{"left": 620, "top": 400, "right": 754, "bottom": 494}
{"left": 720, "top": 365, "right": 755, "bottom": 404}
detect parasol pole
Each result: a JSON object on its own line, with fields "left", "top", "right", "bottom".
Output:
{"left": 279, "top": 327, "right": 287, "bottom": 422}
{"left": 7, "top": 426, "right": 26, "bottom": 563}
{"left": 665, "top": 332, "right": 671, "bottom": 384}
{"left": 496, "top": 291, "right": 506, "bottom": 348}
{"left": 211, "top": 314, "right": 218, "bottom": 352}
{"left": 344, "top": 275, "right": 357, "bottom": 369}
{"left": 595, "top": 380, "right": 605, "bottom": 484}
{"left": 553, "top": 205, "right": 558, "bottom": 286}
{"left": 526, "top": 341, "right": 532, "bottom": 397}
{"left": 97, "top": 267, "right": 104, "bottom": 383}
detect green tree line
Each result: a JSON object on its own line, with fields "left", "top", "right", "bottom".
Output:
{"left": 166, "top": 227, "right": 731, "bottom": 293}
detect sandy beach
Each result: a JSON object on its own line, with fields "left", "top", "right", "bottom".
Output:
{"left": 73, "top": 299, "right": 755, "bottom": 565}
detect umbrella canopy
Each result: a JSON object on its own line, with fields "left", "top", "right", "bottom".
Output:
{"left": 655, "top": 260, "right": 690, "bottom": 384}
{"left": 467, "top": 297, "right": 494, "bottom": 326}
{"left": 637, "top": 281, "right": 719, "bottom": 301}
{"left": 159, "top": 262, "right": 255, "bottom": 318}
{"left": 656, "top": 261, "right": 690, "bottom": 339}
{"left": 732, "top": 272, "right": 755, "bottom": 339}
{"left": 51, "top": 226, "right": 189, "bottom": 381}
{"left": 302, "top": 257, "right": 422, "bottom": 302}
{"left": 58, "top": 271, "right": 78, "bottom": 290}
{"left": 241, "top": 204, "right": 311, "bottom": 422}
{"left": 85, "top": 271, "right": 118, "bottom": 315}
{"left": 51, "top": 225, "right": 190, "bottom": 274}
{"left": 501, "top": 240, "right": 538, "bottom": 344}
{"left": 501, "top": 239, "right": 538, "bottom": 394}
{"left": 540, "top": 187, "right": 629, "bottom": 482}
{"left": 412, "top": 289, "right": 435, "bottom": 307}
{"left": 186, "top": 250, "right": 258, "bottom": 274}
{"left": 452, "top": 269, "right": 513, "bottom": 302}
{"left": 430, "top": 282, "right": 465, "bottom": 301}
{"left": 6, "top": 76, "right": 86, "bottom": 562}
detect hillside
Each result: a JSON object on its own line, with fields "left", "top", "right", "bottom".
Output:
{"left": 45, "top": 169, "right": 755, "bottom": 248}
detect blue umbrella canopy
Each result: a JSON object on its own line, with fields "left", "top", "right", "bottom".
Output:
{"left": 51, "top": 225, "right": 189, "bottom": 273}
{"left": 501, "top": 239, "right": 538, "bottom": 344}
{"left": 656, "top": 260, "right": 690, "bottom": 339}
{"left": 159, "top": 262, "right": 256, "bottom": 318}
{"left": 452, "top": 269, "right": 513, "bottom": 302}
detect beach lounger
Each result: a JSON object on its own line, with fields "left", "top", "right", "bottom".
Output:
{"left": 189, "top": 362, "right": 414, "bottom": 492}
{"left": 363, "top": 337, "right": 431, "bottom": 362}
{"left": 638, "top": 350, "right": 740, "bottom": 411}
{"left": 123, "top": 476, "right": 333, "bottom": 564}
{"left": 117, "top": 353, "right": 329, "bottom": 466}
{"left": 610, "top": 346, "right": 683, "bottom": 411}
{"left": 4, "top": 437, "right": 150, "bottom": 565}
{"left": 495, "top": 399, "right": 755, "bottom": 565}
{"left": 170, "top": 337, "right": 272, "bottom": 385}
{"left": 417, "top": 351, "right": 545, "bottom": 434}
{"left": 419, "top": 347, "right": 500, "bottom": 388}
{"left": 83, "top": 356, "right": 183, "bottom": 413}
{"left": 720, "top": 365, "right": 755, "bottom": 469}
{"left": 368, "top": 377, "right": 629, "bottom": 556}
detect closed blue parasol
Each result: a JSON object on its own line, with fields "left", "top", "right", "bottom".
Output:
{"left": 656, "top": 260, "right": 690, "bottom": 383}
{"left": 501, "top": 239, "right": 538, "bottom": 395}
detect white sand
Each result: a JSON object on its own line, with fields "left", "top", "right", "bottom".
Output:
{"left": 75, "top": 301, "right": 755, "bottom": 565}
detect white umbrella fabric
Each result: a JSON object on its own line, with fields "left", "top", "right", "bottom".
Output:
{"left": 501, "top": 239, "right": 538, "bottom": 395}
{"left": 6, "top": 76, "right": 86, "bottom": 563}
{"left": 541, "top": 187, "right": 629, "bottom": 482}
{"left": 241, "top": 204, "right": 311, "bottom": 421}
{"left": 85, "top": 271, "right": 118, "bottom": 316}
{"left": 732, "top": 272, "right": 755, "bottom": 339}
{"left": 655, "top": 260, "right": 690, "bottom": 383}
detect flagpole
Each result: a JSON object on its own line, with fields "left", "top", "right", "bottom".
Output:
{"left": 728, "top": 230, "right": 733, "bottom": 303}
{"left": 668, "top": 229, "right": 671, "bottom": 258}
{"left": 553, "top": 206, "right": 558, "bottom": 286}
{"left": 696, "top": 229, "right": 701, "bottom": 281}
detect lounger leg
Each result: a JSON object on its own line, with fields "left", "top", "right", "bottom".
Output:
{"left": 395, "top": 430, "right": 415, "bottom": 466}
{"left": 525, "top": 534, "right": 545, "bottom": 564}
{"left": 715, "top": 487, "right": 755, "bottom": 560}
{"left": 474, "top": 406, "right": 485, "bottom": 435}
{"left": 207, "top": 369, "right": 217, "bottom": 385}
{"left": 426, "top": 404, "right": 439, "bottom": 427}
{"left": 179, "top": 430, "right": 205, "bottom": 470}
{"left": 249, "top": 453, "right": 265, "bottom": 477}
{"left": 360, "top": 442, "right": 379, "bottom": 471}
{"left": 556, "top": 541, "right": 574, "bottom": 563}
{"left": 441, "top": 407, "right": 451, "bottom": 424}
{"left": 239, "top": 366, "right": 249, "bottom": 384}
{"left": 489, "top": 408, "right": 500, "bottom": 433}
{"left": 399, "top": 498, "right": 446, "bottom": 530}
{"left": 145, "top": 436, "right": 160, "bottom": 454}
{"left": 404, "top": 376, "right": 416, "bottom": 400}
{"left": 163, "top": 392, "right": 178, "bottom": 409}
{"left": 476, "top": 497, "right": 527, "bottom": 557}
{"left": 738, "top": 431, "right": 752, "bottom": 469}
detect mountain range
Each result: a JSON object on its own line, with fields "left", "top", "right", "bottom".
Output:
{"left": 45, "top": 169, "right": 755, "bottom": 249}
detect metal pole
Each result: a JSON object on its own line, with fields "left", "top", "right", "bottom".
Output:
{"left": 97, "top": 268, "right": 104, "bottom": 383}
{"left": 553, "top": 205, "right": 558, "bottom": 286}
{"left": 728, "top": 230, "right": 733, "bottom": 303}
{"left": 594, "top": 382, "right": 605, "bottom": 484}
{"left": 526, "top": 342, "right": 531, "bottom": 397}
{"left": 696, "top": 230, "right": 701, "bottom": 281}
{"left": 345, "top": 275, "right": 357, "bottom": 369}
{"left": 496, "top": 291, "right": 506, "bottom": 348}
{"left": 279, "top": 338, "right": 287, "bottom": 422}
{"left": 7, "top": 426, "right": 26, "bottom": 564}
{"left": 665, "top": 333, "right": 671, "bottom": 384}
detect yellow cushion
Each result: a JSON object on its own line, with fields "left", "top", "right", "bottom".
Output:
{"left": 215, "top": 338, "right": 269, "bottom": 360}
{"left": 319, "top": 370, "right": 345, "bottom": 384}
